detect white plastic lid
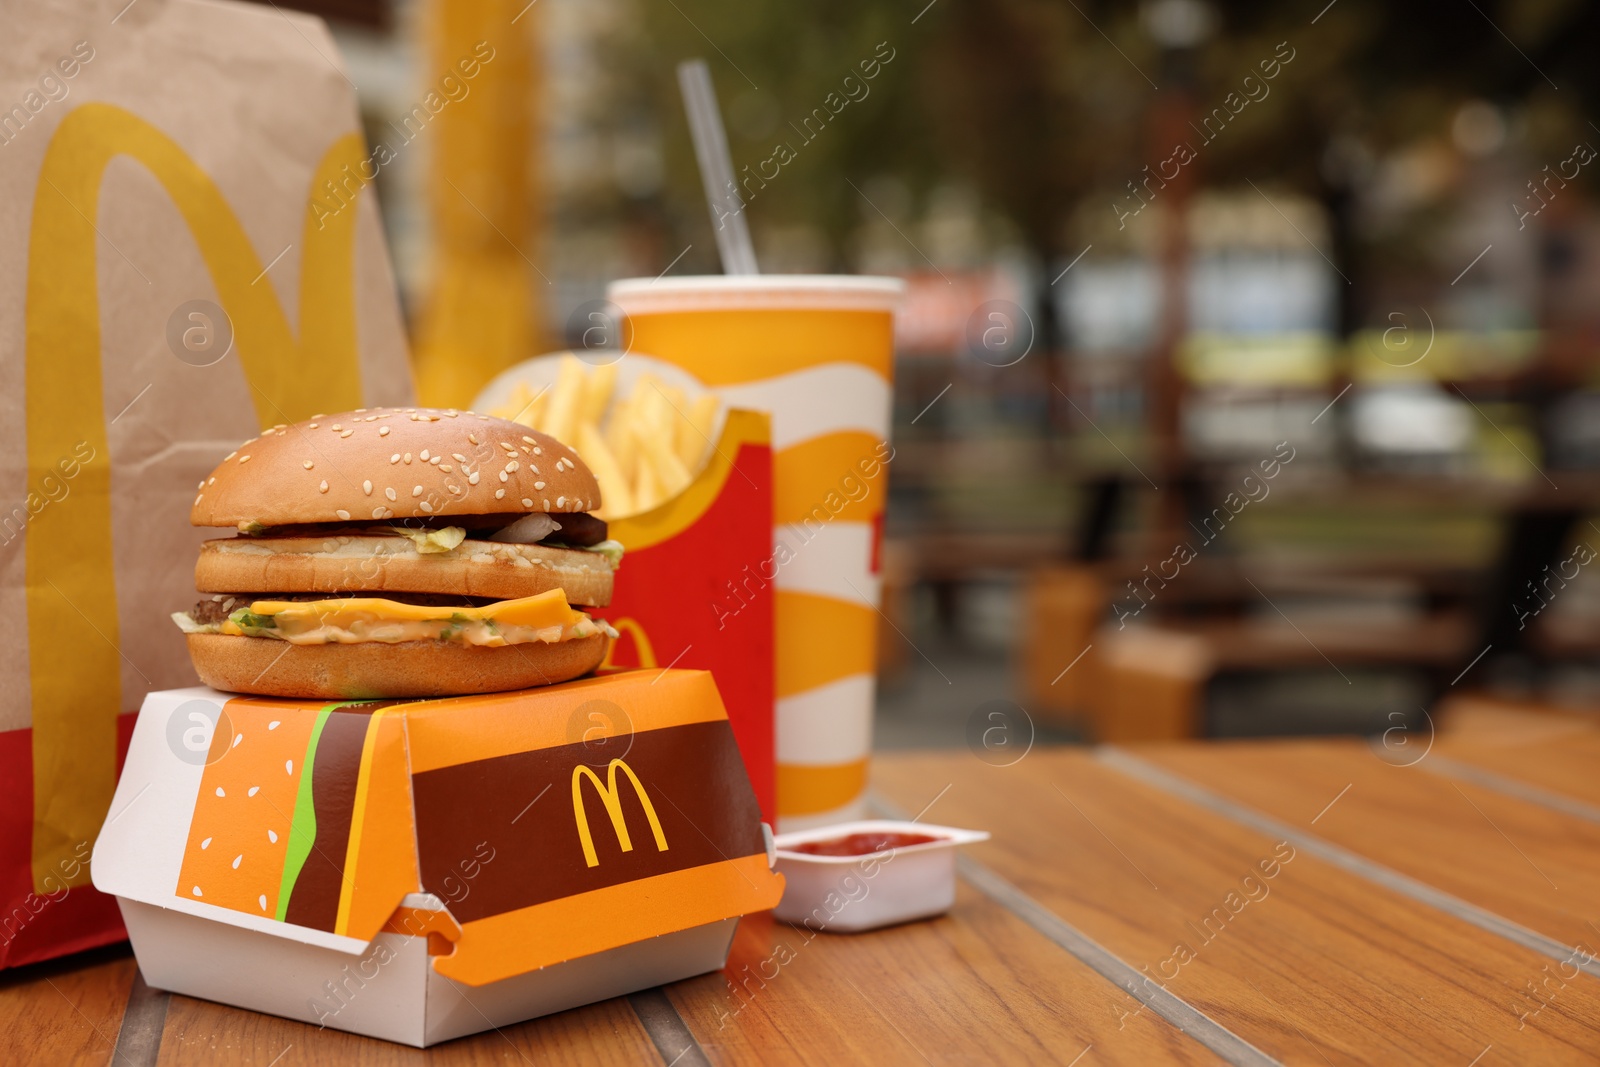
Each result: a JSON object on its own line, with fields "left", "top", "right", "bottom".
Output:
{"left": 607, "top": 274, "right": 905, "bottom": 315}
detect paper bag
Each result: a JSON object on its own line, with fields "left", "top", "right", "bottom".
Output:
{"left": 0, "top": 0, "right": 413, "bottom": 968}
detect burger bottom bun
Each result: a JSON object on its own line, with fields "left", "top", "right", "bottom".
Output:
{"left": 186, "top": 632, "right": 609, "bottom": 700}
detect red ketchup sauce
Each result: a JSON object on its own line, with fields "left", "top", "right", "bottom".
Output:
{"left": 789, "top": 831, "right": 941, "bottom": 857}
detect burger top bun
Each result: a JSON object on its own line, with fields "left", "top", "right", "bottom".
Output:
{"left": 191, "top": 408, "right": 602, "bottom": 528}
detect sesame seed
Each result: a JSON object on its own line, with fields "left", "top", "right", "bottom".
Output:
{"left": 499, "top": 441, "right": 513, "bottom": 451}
{"left": 534, "top": 481, "right": 545, "bottom": 490}
{"left": 468, "top": 434, "right": 479, "bottom": 445}
{"left": 412, "top": 486, "right": 423, "bottom": 497}
{"left": 430, "top": 456, "right": 441, "bottom": 465}
{"left": 506, "top": 461, "right": 519, "bottom": 473}
{"left": 223, "top": 451, "right": 238, "bottom": 462}
{"left": 335, "top": 509, "right": 351, "bottom": 520}
{"left": 385, "top": 487, "right": 397, "bottom": 501}
{"left": 468, "top": 472, "right": 480, "bottom": 485}
{"left": 194, "top": 493, "right": 203, "bottom": 505}
{"left": 404, "top": 453, "right": 413, "bottom": 464}
{"left": 197, "top": 479, "right": 205, "bottom": 490}
{"left": 319, "top": 481, "right": 329, "bottom": 493}
{"left": 340, "top": 429, "right": 353, "bottom": 438}
{"left": 420, "top": 450, "right": 430, "bottom": 461}
{"left": 526, "top": 498, "right": 537, "bottom": 508}
{"left": 208, "top": 478, "right": 215, "bottom": 485}
{"left": 522, "top": 436, "right": 536, "bottom": 444}
{"left": 379, "top": 426, "right": 390, "bottom": 437}
{"left": 495, "top": 489, "right": 506, "bottom": 499}
{"left": 332, "top": 424, "right": 342, "bottom": 430}
{"left": 372, "top": 507, "right": 387, "bottom": 519}
{"left": 390, "top": 453, "right": 400, "bottom": 464}
{"left": 556, "top": 496, "right": 565, "bottom": 507}
{"left": 447, "top": 485, "right": 460, "bottom": 494}
{"left": 312, "top": 413, "right": 325, "bottom": 419}
{"left": 533, "top": 447, "right": 542, "bottom": 455}
{"left": 440, "top": 464, "right": 453, "bottom": 472}
{"left": 308, "top": 423, "right": 318, "bottom": 429}
{"left": 498, "top": 471, "right": 509, "bottom": 483}
{"left": 239, "top": 454, "right": 251, "bottom": 463}
{"left": 420, "top": 501, "right": 434, "bottom": 513}
{"left": 303, "top": 460, "right": 314, "bottom": 470}
{"left": 362, "top": 480, "right": 372, "bottom": 495}
{"left": 355, "top": 408, "right": 367, "bottom": 414}
{"left": 453, "top": 453, "right": 467, "bottom": 463}
{"left": 540, "top": 498, "right": 548, "bottom": 509}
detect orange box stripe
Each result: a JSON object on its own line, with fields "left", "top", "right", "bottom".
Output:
{"left": 775, "top": 593, "right": 877, "bottom": 698}
{"left": 403, "top": 669, "right": 728, "bottom": 774}
{"left": 773, "top": 432, "right": 886, "bottom": 527}
{"left": 335, "top": 709, "right": 421, "bottom": 940}
{"left": 434, "top": 854, "right": 782, "bottom": 986}
{"left": 777, "top": 759, "right": 870, "bottom": 817}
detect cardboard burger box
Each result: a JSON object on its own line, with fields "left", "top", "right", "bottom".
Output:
{"left": 91, "top": 669, "right": 783, "bottom": 1046}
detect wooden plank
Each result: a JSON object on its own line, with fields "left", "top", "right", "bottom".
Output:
{"left": 874, "top": 750, "right": 1600, "bottom": 1065}
{"left": 0, "top": 944, "right": 137, "bottom": 1066}
{"left": 669, "top": 889, "right": 1224, "bottom": 1066}
{"left": 153, "top": 992, "right": 658, "bottom": 1065}
{"left": 1136, "top": 739, "right": 1600, "bottom": 954}
{"left": 1438, "top": 732, "right": 1600, "bottom": 809}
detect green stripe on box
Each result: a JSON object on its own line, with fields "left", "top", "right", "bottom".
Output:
{"left": 273, "top": 705, "right": 336, "bottom": 922}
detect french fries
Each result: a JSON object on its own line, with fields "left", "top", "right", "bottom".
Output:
{"left": 486, "top": 354, "right": 722, "bottom": 520}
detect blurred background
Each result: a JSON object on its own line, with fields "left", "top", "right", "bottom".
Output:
{"left": 280, "top": 0, "right": 1600, "bottom": 747}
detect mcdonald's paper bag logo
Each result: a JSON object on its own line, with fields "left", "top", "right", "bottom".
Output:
{"left": 570, "top": 759, "right": 669, "bottom": 868}
{"left": 26, "top": 102, "right": 376, "bottom": 893}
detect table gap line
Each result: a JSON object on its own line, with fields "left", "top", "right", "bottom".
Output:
{"left": 1413, "top": 751, "right": 1600, "bottom": 827}
{"left": 871, "top": 792, "right": 1282, "bottom": 1067}
{"left": 110, "top": 967, "right": 169, "bottom": 1067}
{"left": 1095, "top": 746, "right": 1600, "bottom": 981}
{"left": 629, "top": 987, "right": 711, "bottom": 1067}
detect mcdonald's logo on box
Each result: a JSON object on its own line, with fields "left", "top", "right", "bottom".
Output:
{"left": 571, "top": 758, "right": 670, "bottom": 868}
{"left": 93, "top": 668, "right": 783, "bottom": 1045}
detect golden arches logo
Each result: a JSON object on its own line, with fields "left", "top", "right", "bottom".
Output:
{"left": 25, "top": 103, "right": 369, "bottom": 891}
{"left": 599, "top": 617, "right": 657, "bottom": 671}
{"left": 570, "top": 759, "right": 669, "bottom": 868}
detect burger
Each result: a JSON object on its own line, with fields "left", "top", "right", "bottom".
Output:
{"left": 172, "top": 407, "right": 621, "bottom": 699}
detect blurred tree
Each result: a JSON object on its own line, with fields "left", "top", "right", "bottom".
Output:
{"left": 630, "top": 0, "right": 1600, "bottom": 292}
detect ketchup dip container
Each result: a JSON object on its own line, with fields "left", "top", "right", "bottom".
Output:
{"left": 771, "top": 820, "right": 990, "bottom": 933}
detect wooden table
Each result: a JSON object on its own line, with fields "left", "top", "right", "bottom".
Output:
{"left": 8, "top": 729, "right": 1600, "bottom": 1065}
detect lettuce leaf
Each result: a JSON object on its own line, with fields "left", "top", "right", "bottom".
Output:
{"left": 388, "top": 526, "right": 466, "bottom": 554}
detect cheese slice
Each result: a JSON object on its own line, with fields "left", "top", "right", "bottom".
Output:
{"left": 247, "top": 589, "right": 583, "bottom": 632}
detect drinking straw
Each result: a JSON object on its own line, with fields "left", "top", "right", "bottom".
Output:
{"left": 676, "top": 59, "right": 760, "bottom": 275}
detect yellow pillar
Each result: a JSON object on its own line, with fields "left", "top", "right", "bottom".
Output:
{"left": 411, "top": 0, "right": 543, "bottom": 407}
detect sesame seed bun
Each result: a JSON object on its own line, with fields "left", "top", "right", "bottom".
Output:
{"left": 195, "top": 535, "right": 613, "bottom": 607}
{"left": 191, "top": 407, "right": 602, "bottom": 527}
{"left": 185, "top": 631, "right": 610, "bottom": 699}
